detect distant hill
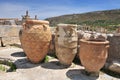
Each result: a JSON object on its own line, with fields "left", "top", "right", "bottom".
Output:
{"left": 45, "top": 9, "right": 120, "bottom": 31}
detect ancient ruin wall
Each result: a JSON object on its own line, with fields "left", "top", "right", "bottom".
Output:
{"left": 0, "top": 25, "right": 22, "bottom": 45}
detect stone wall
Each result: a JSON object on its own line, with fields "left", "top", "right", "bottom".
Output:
{"left": 0, "top": 25, "right": 22, "bottom": 46}
{"left": 107, "top": 34, "right": 120, "bottom": 63}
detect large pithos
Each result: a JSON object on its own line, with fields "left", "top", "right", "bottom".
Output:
{"left": 79, "top": 39, "right": 109, "bottom": 76}
{"left": 19, "top": 20, "right": 51, "bottom": 63}
{"left": 55, "top": 24, "right": 78, "bottom": 66}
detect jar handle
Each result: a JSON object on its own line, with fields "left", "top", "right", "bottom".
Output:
{"left": 106, "top": 45, "right": 109, "bottom": 49}
{"left": 22, "top": 23, "right": 26, "bottom": 29}
{"left": 23, "top": 23, "right": 30, "bottom": 30}
{"left": 43, "top": 24, "right": 47, "bottom": 31}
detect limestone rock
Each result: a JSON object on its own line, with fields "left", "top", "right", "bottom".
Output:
{"left": 77, "top": 30, "right": 84, "bottom": 39}
{"left": 82, "top": 32, "right": 94, "bottom": 41}
{"left": 108, "top": 61, "right": 120, "bottom": 73}
{"left": 79, "top": 30, "right": 107, "bottom": 41}
{"left": 94, "top": 33, "right": 107, "bottom": 41}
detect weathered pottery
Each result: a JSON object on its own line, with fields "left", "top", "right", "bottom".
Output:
{"left": 79, "top": 39, "right": 109, "bottom": 76}
{"left": 20, "top": 20, "right": 51, "bottom": 63}
{"left": 55, "top": 24, "right": 78, "bottom": 66}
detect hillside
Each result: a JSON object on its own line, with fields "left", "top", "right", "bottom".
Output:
{"left": 45, "top": 9, "right": 120, "bottom": 31}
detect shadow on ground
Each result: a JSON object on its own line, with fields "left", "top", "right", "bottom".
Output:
{"left": 101, "top": 68, "right": 120, "bottom": 78}
{"left": 11, "top": 51, "right": 42, "bottom": 69}
{"left": 11, "top": 52, "right": 26, "bottom": 57}
{"left": 41, "top": 61, "right": 69, "bottom": 69}
{"left": 14, "top": 58, "right": 42, "bottom": 69}
{"left": 12, "top": 51, "right": 68, "bottom": 69}
{"left": 66, "top": 69, "right": 98, "bottom": 80}
{"left": 14, "top": 59, "right": 69, "bottom": 70}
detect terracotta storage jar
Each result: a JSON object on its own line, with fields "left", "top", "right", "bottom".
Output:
{"left": 79, "top": 39, "right": 109, "bottom": 76}
{"left": 20, "top": 20, "right": 51, "bottom": 63}
{"left": 55, "top": 24, "right": 78, "bottom": 66}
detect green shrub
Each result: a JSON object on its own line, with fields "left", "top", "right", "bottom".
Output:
{"left": 0, "top": 60, "right": 16, "bottom": 72}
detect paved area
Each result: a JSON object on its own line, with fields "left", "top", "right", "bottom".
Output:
{"left": 0, "top": 47, "right": 119, "bottom": 80}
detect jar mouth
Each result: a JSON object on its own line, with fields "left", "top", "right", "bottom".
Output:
{"left": 80, "top": 39, "right": 109, "bottom": 45}
{"left": 25, "top": 20, "right": 49, "bottom": 25}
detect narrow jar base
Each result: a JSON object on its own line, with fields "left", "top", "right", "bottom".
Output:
{"left": 82, "top": 70, "right": 99, "bottom": 77}
{"left": 56, "top": 62, "right": 71, "bottom": 68}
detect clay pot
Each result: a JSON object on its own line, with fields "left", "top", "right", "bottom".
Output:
{"left": 20, "top": 20, "right": 51, "bottom": 63}
{"left": 55, "top": 24, "right": 78, "bottom": 66}
{"left": 79, "top": 39, "right": 109, "bottom": 75}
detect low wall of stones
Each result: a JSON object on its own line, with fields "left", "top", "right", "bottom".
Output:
{"left": 0, "top": 25, "right": 22, "bottom": 46}
{"left": 107, "top": 34, "right": 120, "bottom": 63}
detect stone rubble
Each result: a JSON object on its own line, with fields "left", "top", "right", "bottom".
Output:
{"left": 108, "top": 61, "right": 120, "bottom": 74}
{"left": 78, "top": 30, "right": 107, "bottom": 41}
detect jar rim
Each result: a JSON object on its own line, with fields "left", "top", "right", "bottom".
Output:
{"left": 80, "top": 39, "right": 109, "bottom": 44}
{"left": 25, "top": 20, "right": 49, "bottom": 24}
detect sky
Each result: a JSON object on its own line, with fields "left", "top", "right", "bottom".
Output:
{"left": 0, "top": 0, "right": 120, "bottom": 19}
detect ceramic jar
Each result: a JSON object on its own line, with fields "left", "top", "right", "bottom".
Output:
{"left": 20, "top": 20, "right": 51, "bottom": 63}
{"left": 79, "top": 39, "right": 109, "bottom": 76}
{"left": 55, "top": 24, "right": 78, "bottom": 66}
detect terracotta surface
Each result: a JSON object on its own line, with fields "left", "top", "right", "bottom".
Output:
{"left": 79, "top": 39, "right": 109, "bottom": 73}
{"left": 55, "top": 24, "right": 78, "bottom": 66}
{"left": 20, "top": 20, "right": 51, "bottom": 63}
